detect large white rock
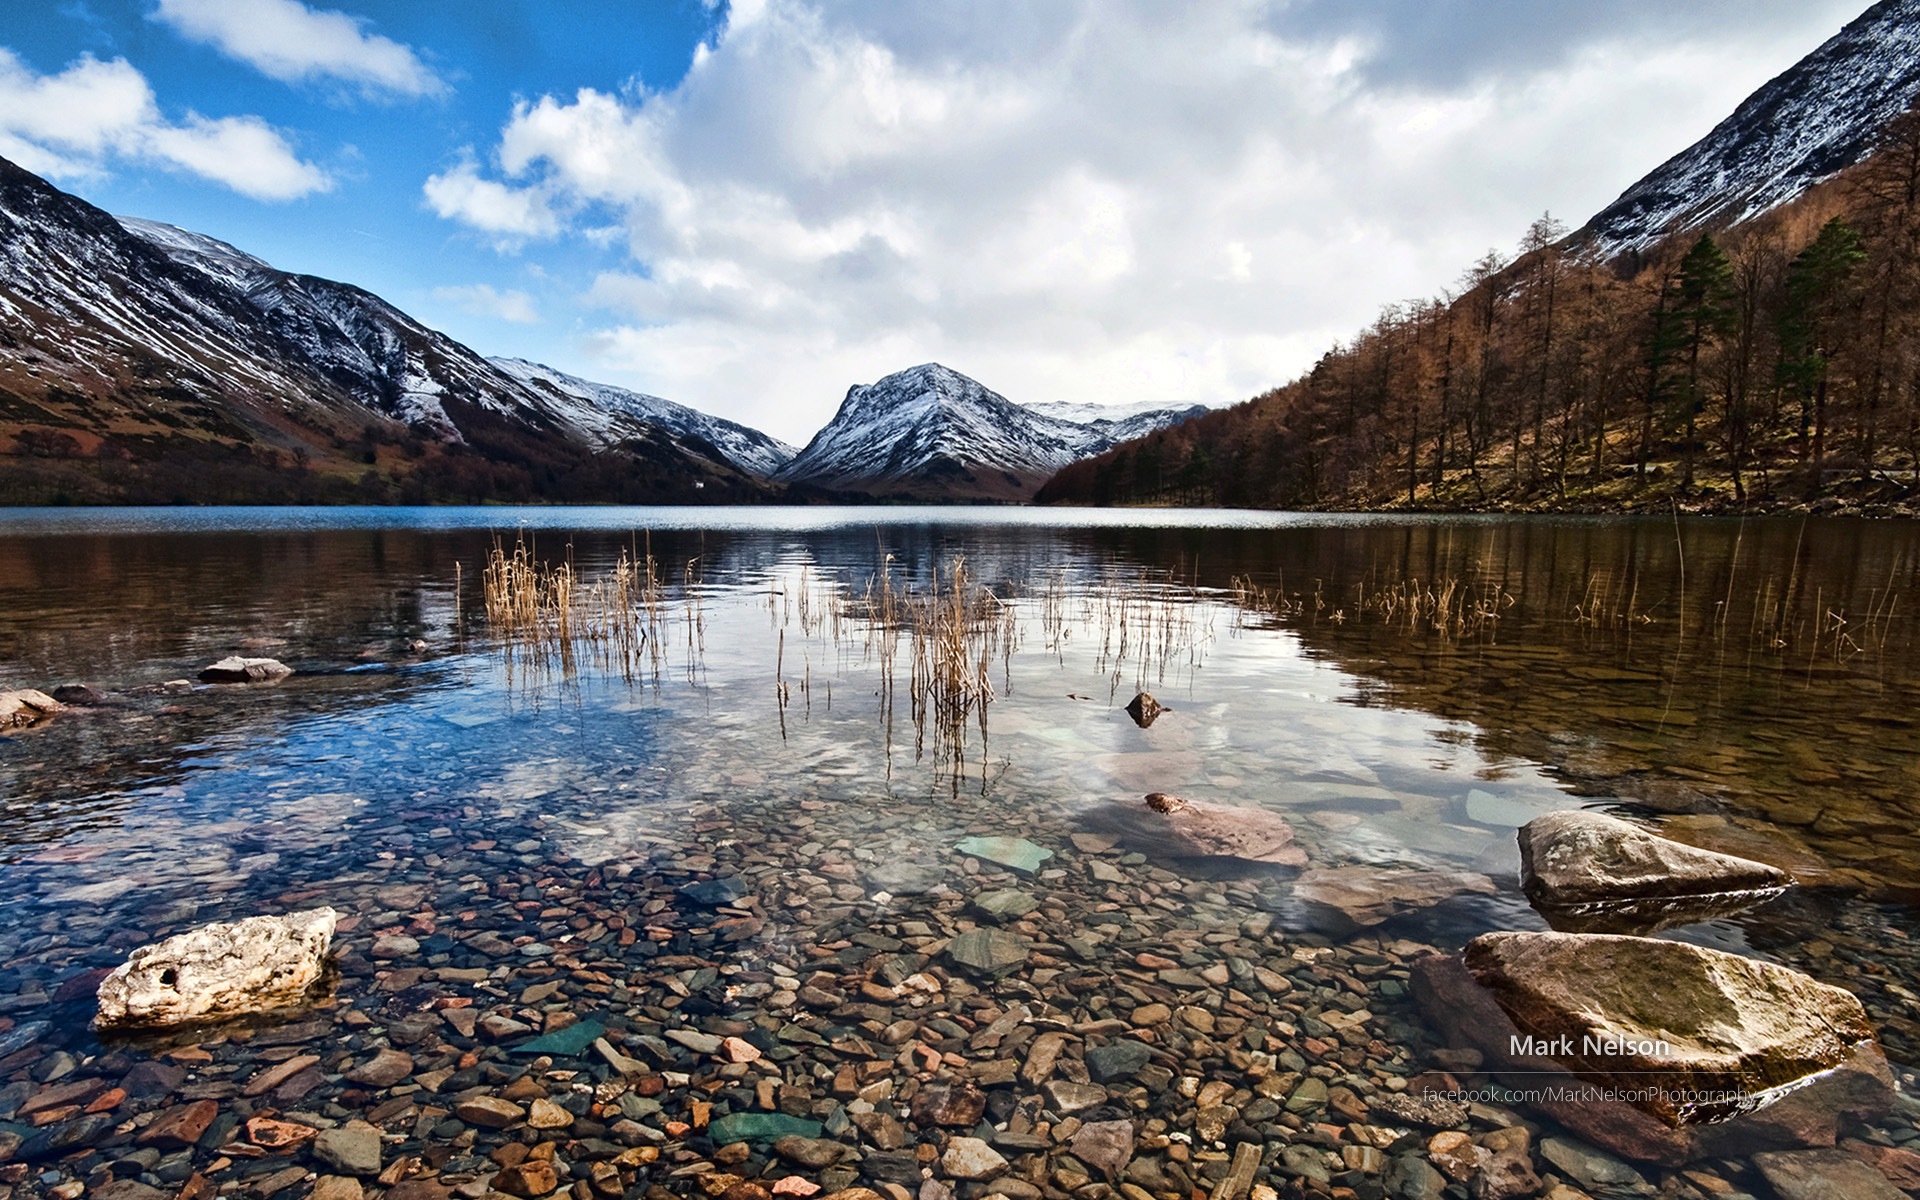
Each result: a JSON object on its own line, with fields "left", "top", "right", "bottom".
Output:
{"left": 198, "top": 657, "right": 293, "bottom": 683}
{"left": 95, "top": 907, "right": 338, "bottom": 1030}
{"left": 0, "top": 689, "right": 63, "bottom": 729}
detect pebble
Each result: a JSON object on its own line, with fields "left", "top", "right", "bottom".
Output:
{"left": 939, "top": 1137, "right": 1007, "bottom": 1180}
{"left": 454, "top": 1097, "right": 526, "bottom": 1129}
{"left": 312, "top": 1121, "right": 382, "bottom": 1176}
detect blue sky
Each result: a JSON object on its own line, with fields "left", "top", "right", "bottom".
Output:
{"left": 0, "top": 0, "right": 1869, "bottom": 444}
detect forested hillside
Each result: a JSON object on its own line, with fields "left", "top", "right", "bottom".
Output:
{"left": 1039, "top": 108, "right": 1920, "bottom": 515}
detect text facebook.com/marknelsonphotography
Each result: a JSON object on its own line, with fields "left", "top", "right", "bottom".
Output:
{"left": 1426, "top": 1085, "right": 1762, "bottom": 1108}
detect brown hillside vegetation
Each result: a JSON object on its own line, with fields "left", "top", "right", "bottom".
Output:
{"left": 1039, "top": 108, "right": 1920, "bottom": 515}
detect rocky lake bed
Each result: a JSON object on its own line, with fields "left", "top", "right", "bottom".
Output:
{"left": 4, "top": 510, "right": 1920, "bottom": 1200}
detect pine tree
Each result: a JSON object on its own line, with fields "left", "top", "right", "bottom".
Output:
{"left": 1777, "top": 218, "right": 1866, "bottom": 471}
{"left": 1671, "top": 235, "right": 1738, "bottom": 490}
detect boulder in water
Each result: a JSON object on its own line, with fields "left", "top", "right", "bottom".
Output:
{"left": 1410, "top": 932, "right": 1893, "bottom": 1164}
{"left": 198, "top": 656, "right": 293, "bottom": 684}
{"left": 96, "top": 907, "right": 338, "bottom": 1030}
{"left": 1520, "top": 810, "right": 1789, "bottom": 909}
{"left": 0, "top": 688, "right": 63, "bottom": 729}
{"left": 1140, "top": 793, "right": 1306, "bottom": 865}
{"left": 1124, "top": 692, "right": 1165, "bottom": 727}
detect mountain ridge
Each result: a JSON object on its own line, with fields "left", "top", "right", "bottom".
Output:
{"left": 1039, "top": 0, "right": 1920, "bottom": 515}
{"left": 0, "top": 157, "right": 785, "bottom": 503}
{"left": 1579, "top": 0, "right": 1920, "bottom": 259}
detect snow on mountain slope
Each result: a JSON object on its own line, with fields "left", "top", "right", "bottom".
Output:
{"left": 1580, "top": 0, "right": 1920, "bottom": 258}
{"left": 777, "top": 363, "right": 1203, "bottom": 500}
{"left": 116, "top": 215, "right": 559, "bottom": 441}
{"left": 491, "top": 358, "right": 796, "bottom": 476}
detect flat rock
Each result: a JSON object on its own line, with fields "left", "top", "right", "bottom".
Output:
{"left": 953, "top": 836, "right": 1053, "bottom": 874}
{"left": 312, "top": 1121, "right": 382, "bottom": 1176}
{"left": 510, "top": 1018, "right": 606, "bottom": 1057}
{"left": 680, "top": 877, "right": 750, "bottom": 906}
{"left": 1045, "top": 1081, "right": 1108, "bottom": 1113}
{"left": 345, "top": 1048, "right": 413, "bottom": 1088}
{"left": 945, "top": 928, "right": 1032, "bottom": 975}
{"left": 198, "top": 656, "right": 293, "bottom": 683}
{"left": 910, "top": 1079, "right": 986, "bottom": 1127}
{"left": 1070, "top": 1119, "right": 1135, "bottom": 1177}
{"left": 1752, "top": 1149, "right": 1906, "bottom": 1200}
{"left": 970, "top": 889, "right": 1039, "bottom": 921}
{"left": 96, "top": 907, "right": 337, "bottom": 1030}
{"left": 370, "top": 934, "right": 418, "bottom": 959}
{"left": 772, "top": 1135, "right": 845, "bottom": 1168}
{"left": 454, "top": 1097, "right": 525, "bottom": 1129}
{"left": 1139, "top": 794, "right": 1306, "bottom": 864}
{"left": 1084, "top": 1041, "right": 1153, "bottom": 1083}
{"left": 1519, "top": 810, "right": 1789, "bottom": 910}
{"left": 312, "top": 1178, "right": 364, "bottom": 1200}
{"left": 1465, "top": 788, "right": 1540, "bottom": 828}
{"left": 137, "top": 1100, "right": 220, "bottom": 1148}
{"left": 1292, "top": 867, "right": 1494, "bottom": 932}
{"left": 89, "top": 1183, "right": 168, "bottom": 1200}
{"left": 709, "top": 1112, "right": 823, "bottom": 1145}
{"left": 666, "top": 1027, "right": 723, "bottom": 1054}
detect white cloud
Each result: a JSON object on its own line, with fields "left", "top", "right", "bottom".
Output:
{"left": 422, "top": 156, "right": 562, "bottom": 241}
{"left": 0, "top": 48, "right": 331, "bottom": 200}
{"left": 143, "top": 114, "right": 332, "bottom": 201}
{"left": 153, "top": 0, "right": 446, "bottom": 99}
{"left": 426, "top": 0, "right": 1868, "bottom": 444}
{"left": 432, "top": 284, "right": 540, "bottom": 325}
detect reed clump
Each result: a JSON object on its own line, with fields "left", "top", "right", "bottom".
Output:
{"left": 480, "top": 536, "right": 684, "bottom": 682}
{"left": 1230, "top": 573, "right": 1512, "bottom": 639}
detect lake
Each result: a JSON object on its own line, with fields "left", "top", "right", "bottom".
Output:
{"left": 2, "top": 506, "right": 1918, "bottom": 1198}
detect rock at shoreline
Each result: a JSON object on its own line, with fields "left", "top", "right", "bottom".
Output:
{"left": 1138, "top": 793, "right": 1308, "bottom": 865}
{"left": 0, "top": 688, "right": 63, "bottom": 729}
{"left": 1292, "top": 866, "right": 1494, "bottom": 932}
{"left": 1412, "top": 933, "right": 1893, "bottom": 1164}
{"left": 198, "top": 656, "right": 294, "bottom": 684}
{"left": 1520, "top": 810, "right": 1790, "bottom": 914}
{"left": 1124, "top": 691, "right": 1165, "bottom": 727}
{"left": 96, "top": 907, "right": 338, "bottom": 1030}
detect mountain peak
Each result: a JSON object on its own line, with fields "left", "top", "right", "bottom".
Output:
{"left": 779, "top": 362, "right": 1203, "bottom": 501}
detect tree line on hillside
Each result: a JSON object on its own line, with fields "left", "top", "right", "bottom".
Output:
{"left": 1040, "top": 108, "right": 1920, "bottom": 513}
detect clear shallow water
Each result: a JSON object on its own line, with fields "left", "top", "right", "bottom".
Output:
{"left": 3, "top": 506, "right": 1920, "bottom": 1194}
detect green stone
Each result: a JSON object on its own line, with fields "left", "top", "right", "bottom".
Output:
{"left": 971, "top": 889, "right": 1039, "bottom": 921}
{"left": 1465, "top": 789, "right": 1541, "bottom": 828}
{"left": 954, "top": 836, "right": 1053, "bottom": 874}
{"left": 508, "top": 1018, "right": 606, "bottom": 1057}
{"left": 1286, "top": 1077, "right": 1329, "bottom": 1114}
{"left": 708, "top": 1112, "right": 824, "bottom": 1145}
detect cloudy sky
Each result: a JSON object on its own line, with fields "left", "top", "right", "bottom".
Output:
{"left": 3, "top": 0, "right": 1868, "bottom": 444}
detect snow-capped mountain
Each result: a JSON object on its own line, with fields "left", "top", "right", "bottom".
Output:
{"left": 0, "top": 156, "right": 786, "bottom": 501}
{"left": 1579, "top": 0, "right": 1920, "bottom": 258}
{"left": 777, "top": 363, "right": 1204, "bottom": 501}
{"left": 491, "top": 358, "right": 795, "bottom": 477}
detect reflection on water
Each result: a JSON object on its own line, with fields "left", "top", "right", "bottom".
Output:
{"left": 3, "top": 506, "right": 1920, "bottom": 1189}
